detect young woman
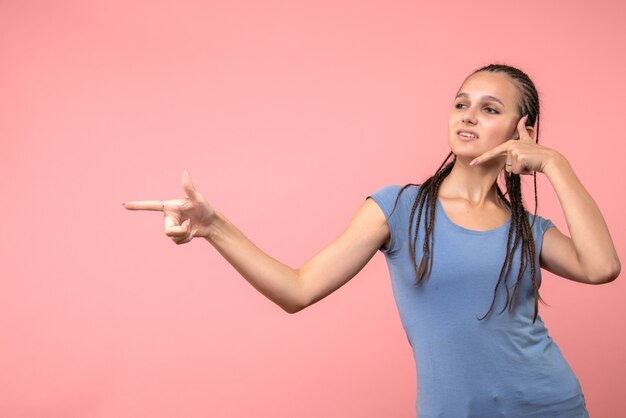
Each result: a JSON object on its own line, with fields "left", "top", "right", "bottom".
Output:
{"left": 124, "top": 64, "right": 620, "bottom": 417}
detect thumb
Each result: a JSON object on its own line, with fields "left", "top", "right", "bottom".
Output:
{"left": 181, "top": 170, "right": 199, "bottom": 200}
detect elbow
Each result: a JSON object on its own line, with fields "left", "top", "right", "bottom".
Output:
{"left": 281, "top": 294, "right": 309, "bottom": 314}
{"left": 283, "top": 269, "right": 310, "bottom": 314}
{"left": 607, "top": 259, "right": 621, "bottom": 283}
{"left": 282, "top": 302, "right": 307, "bottom": 314}
{"left": 282, "top": 291, "right": 315, "bottom": 314}
{"left": 282, "top": 302, "right": 299, "bottom": 314}
{"left": 588, "top": 258, "right": 621, "bottom": 284}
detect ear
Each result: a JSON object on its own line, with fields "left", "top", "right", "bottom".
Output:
{"left": 525, "top": 125, "right": 536, "bottom": 141}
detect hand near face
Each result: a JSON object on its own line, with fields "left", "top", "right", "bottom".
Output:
{"left": 469, "top": 115, "right": 556, "bottom": 174}
{"left": 123, "top": 171, "right": 217, "bottom": 245}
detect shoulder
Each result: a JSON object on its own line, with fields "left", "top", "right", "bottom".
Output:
{"left": 366, "top": 184, "right": 420, "bottom": 254}
{"left": 367, "top": 183, "right": 420, "bottom": 206}
{"left": 525, "top": 211, "right": 556, "bottom": 236}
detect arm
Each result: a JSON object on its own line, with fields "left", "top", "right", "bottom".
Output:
{"left": 205, "top": 197, "right": 390, "bottom": 313}
{"left": 469, "top": 117, "right": 620, "bottom": 286}
{"left": 539, "top": 153, "right": 620, "bottom": 284}
{"left": 124, "top": 171, "right": 390, "bottom": 313}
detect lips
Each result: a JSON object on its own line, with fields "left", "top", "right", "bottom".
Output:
{"left": 457, "top": 129, "right": 479, "bottom": 139}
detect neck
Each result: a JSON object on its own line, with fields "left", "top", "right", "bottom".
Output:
{"left": 438, "top": 155, "right": 505, "bottom": 207}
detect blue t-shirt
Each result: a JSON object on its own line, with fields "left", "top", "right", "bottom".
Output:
{"left": 367, "top": 184, "right": 589, "bottom": 418}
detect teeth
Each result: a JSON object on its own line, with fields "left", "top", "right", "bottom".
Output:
{"left": 459, "top": 132, "right": 477, "bottom": 138}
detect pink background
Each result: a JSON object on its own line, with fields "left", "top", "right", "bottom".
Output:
{"left": 1, "top": 1, "right": 624, "bottom": 417}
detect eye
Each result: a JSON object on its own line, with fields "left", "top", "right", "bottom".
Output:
{"left": 484, "top": 107, "right": 499, "bottom": 114}
{"left": 455, "top": 102, "right": 467, "bottom": 109}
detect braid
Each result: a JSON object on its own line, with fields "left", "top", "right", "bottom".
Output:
{"left": 414, "top": 154, "right": 455, "bottom": 282}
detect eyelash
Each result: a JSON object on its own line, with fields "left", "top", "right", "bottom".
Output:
{"left": 455, "top": 103, "right": 499, "bottom": 114}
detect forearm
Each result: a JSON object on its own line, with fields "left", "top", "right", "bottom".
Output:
{"left": 203, "top": 211, "right": 303, "bottom": 313}
{"left": 544, "top": 153, "right": 621, "bottom": 280}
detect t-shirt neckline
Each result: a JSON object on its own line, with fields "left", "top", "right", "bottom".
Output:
{"left": 436, "top": 197, "right": 511, "bottom": 235}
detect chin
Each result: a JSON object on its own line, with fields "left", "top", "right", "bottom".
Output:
{"left": 448, "top": 145, "right": 479, "bottom": 160}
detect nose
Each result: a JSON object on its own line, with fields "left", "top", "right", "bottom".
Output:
{"left": 462, "top": 108, "right": 477, "bottom": 124}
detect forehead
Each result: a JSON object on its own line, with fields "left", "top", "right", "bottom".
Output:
{"left": 456, "top": 71, "right": 519, "bottom": 105}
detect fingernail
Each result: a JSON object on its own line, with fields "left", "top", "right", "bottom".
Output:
{"left": 469, "top": 159, "right": 476, "bottom": 166}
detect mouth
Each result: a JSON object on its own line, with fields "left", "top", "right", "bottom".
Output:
{"left": 456, "top": 130, "right": 479, "bottom": 140}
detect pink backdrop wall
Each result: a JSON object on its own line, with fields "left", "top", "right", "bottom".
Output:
{"left": 1, "top": 1, "right": 624, "bottom": 417}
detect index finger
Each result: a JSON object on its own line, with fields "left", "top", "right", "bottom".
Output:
{"left": 123, "top": 200, "right": 165, "bottom": 211}
{"left": 469, "top": 142, "right": 508, "bottom": 166}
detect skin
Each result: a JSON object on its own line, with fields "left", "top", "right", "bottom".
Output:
{"left": 123, "top": 72, "right": 620, "bottom": 314}
{"left": 460, "top": 72, "right": 620, "bottom": 285}
{"left": 438, "top": 71, "right": 536, "bottom": 230}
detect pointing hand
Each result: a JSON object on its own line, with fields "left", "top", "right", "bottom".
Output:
{"left": 123, "top": 171, "right": 217, "bottom": 245}
{"left": 470, "top": 115, "right": 555, "bottom": 175}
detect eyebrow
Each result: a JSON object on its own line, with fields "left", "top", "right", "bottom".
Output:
{"left": 455, "top": 92, "right": 505, "bottom": 107}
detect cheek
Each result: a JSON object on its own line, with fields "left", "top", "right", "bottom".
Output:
{"left": 485, "top": 120, "right": 515, "bottom": 141}
{"left": 447, "top": 111, "right": 456, "bottom": 126}
{"left": 447, "top": 115, "right": 457, "bottom": 133}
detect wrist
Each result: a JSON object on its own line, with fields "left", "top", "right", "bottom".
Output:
{"left": 203, "top": 211, "right": 227, "bottom": 244}
{"left": 542, "top": 151, "right": 570, "bottom": 178}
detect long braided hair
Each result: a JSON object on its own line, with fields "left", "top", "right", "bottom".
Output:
{"left": 386, "top": 64, "right": 546, "bottom": 324}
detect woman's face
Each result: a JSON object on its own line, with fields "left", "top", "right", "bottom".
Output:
{"left": 448, "top": 71, "right": 523, "bottom": 164}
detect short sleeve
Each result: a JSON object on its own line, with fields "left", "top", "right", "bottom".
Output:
{"left": 366, "top": 185, "right": 404, "bottom": 255}
{"left": 530, "top": 213, "right": 557, "bottom": 259}
{"left": 532, "top": 213, "right": 556, "bottom": 235}
{"left": 540, "top": 216, "right": 556, "bottom": 233}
